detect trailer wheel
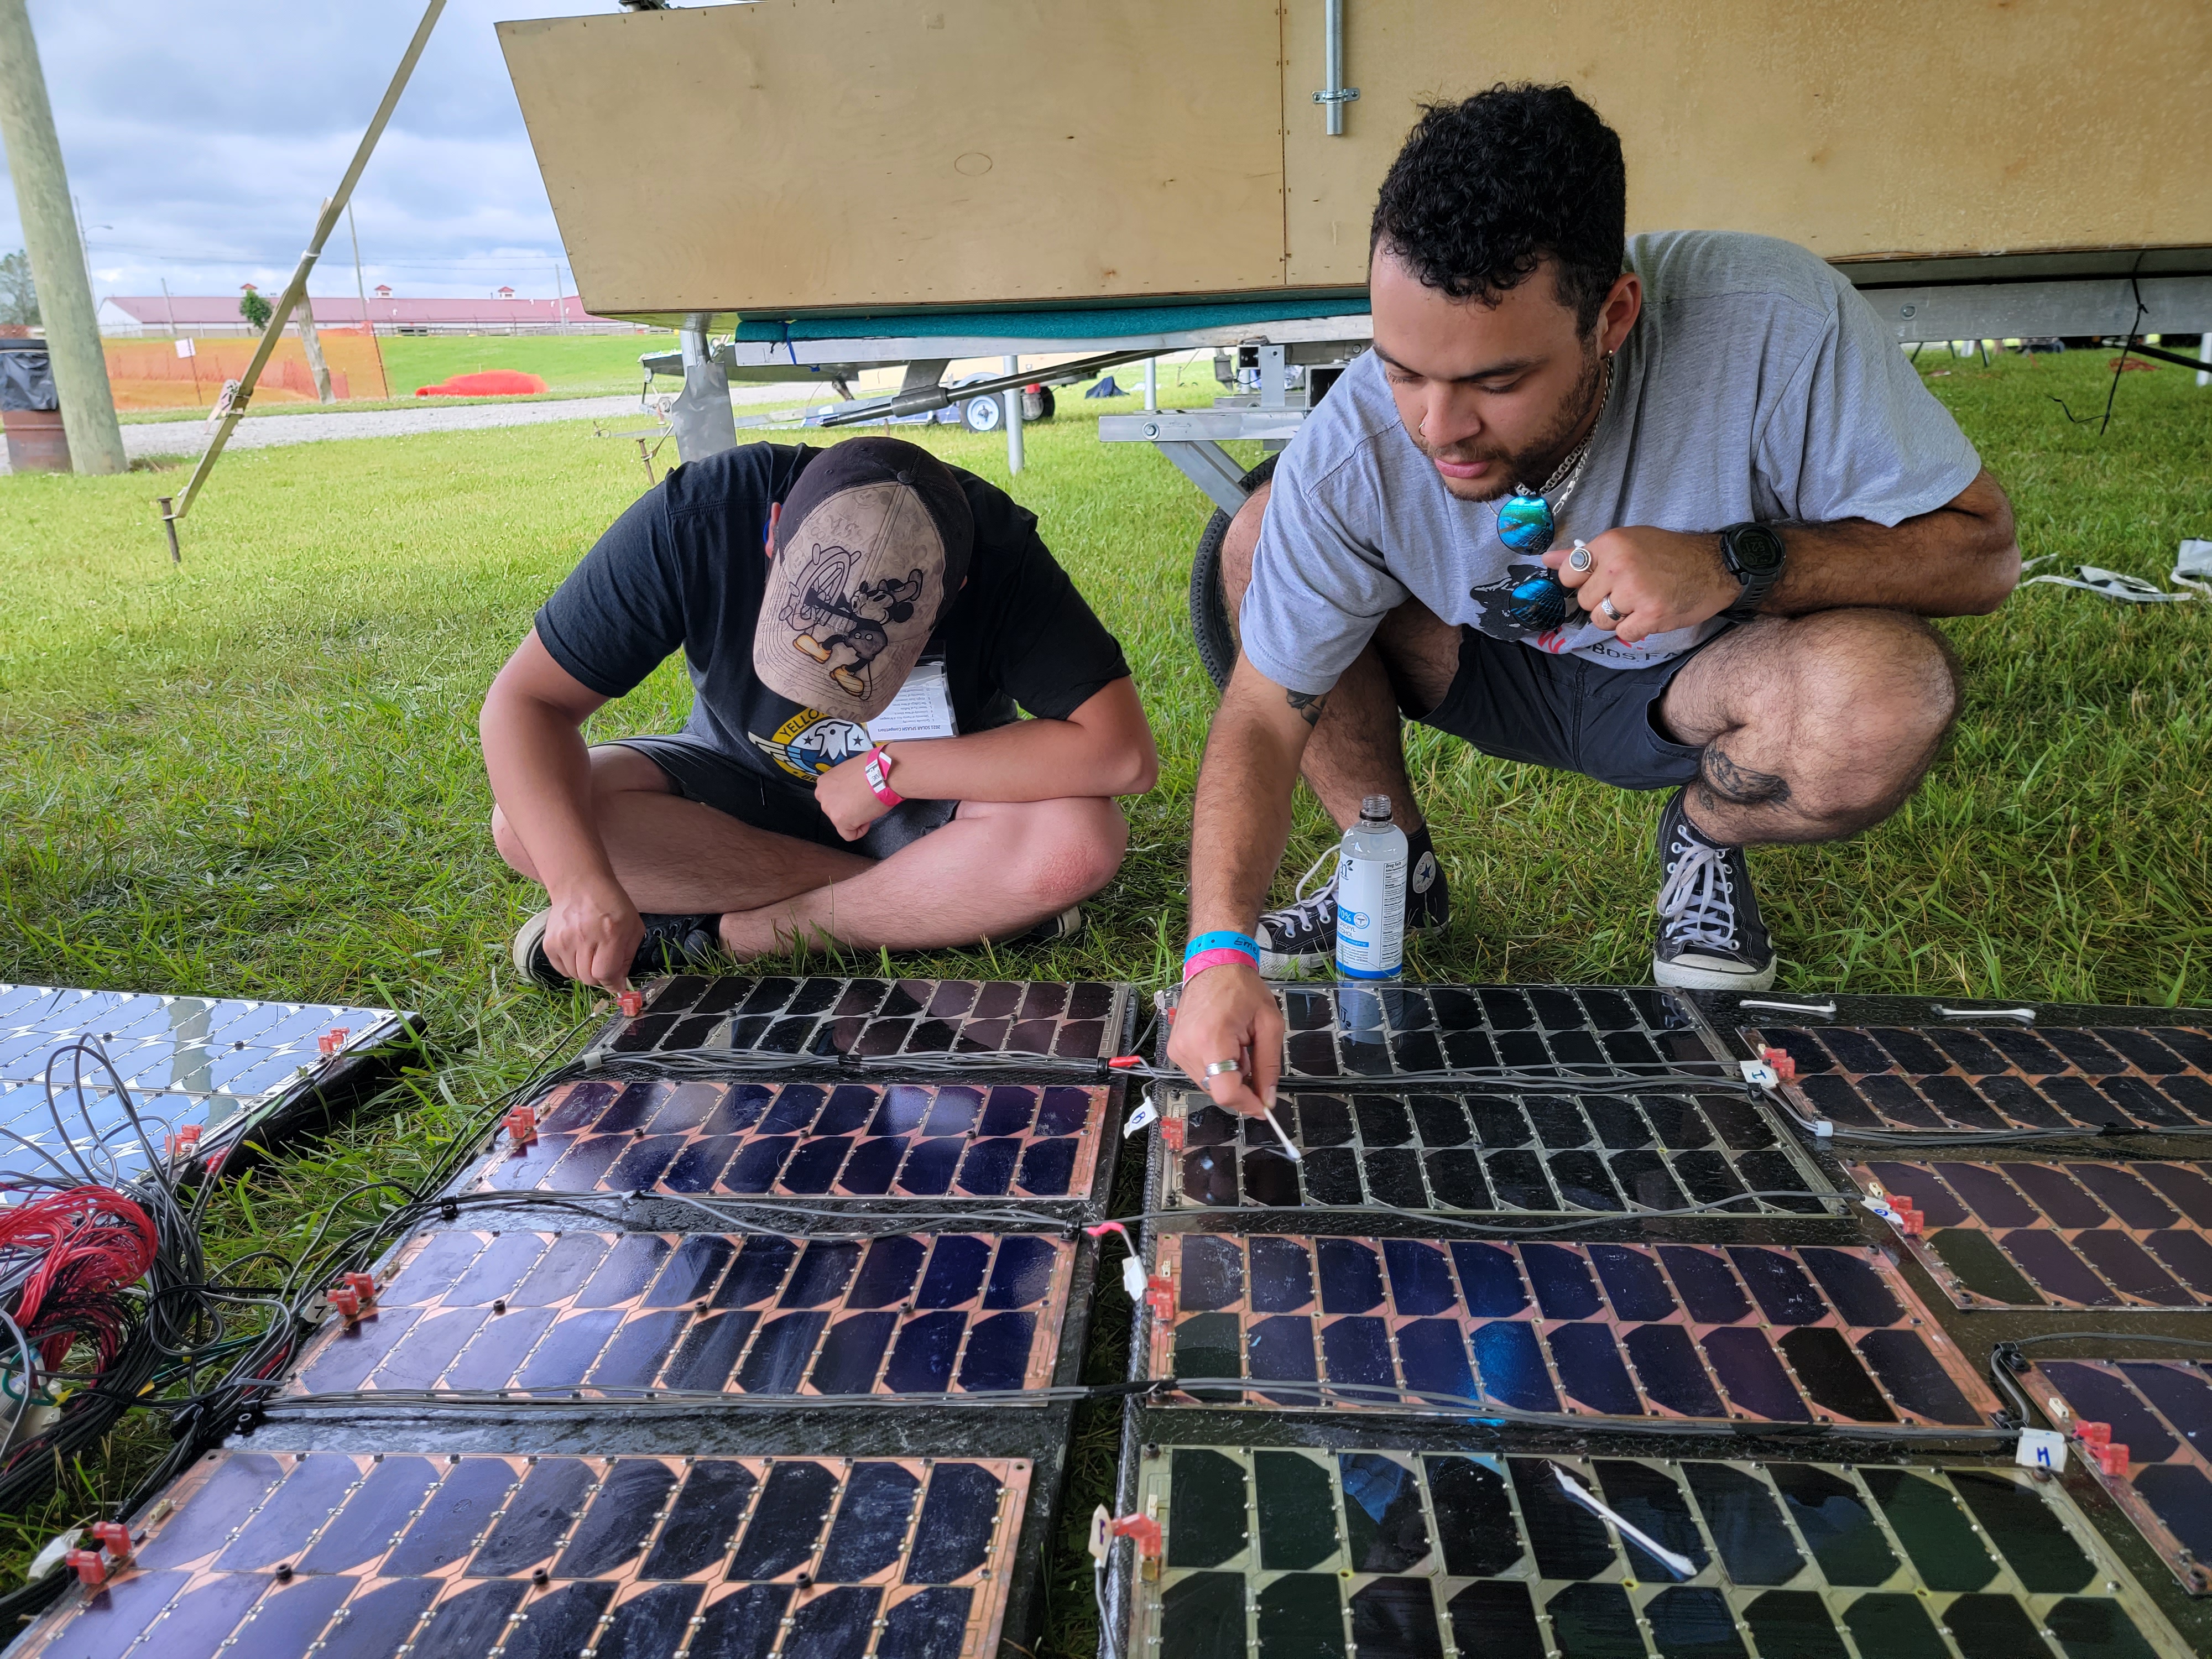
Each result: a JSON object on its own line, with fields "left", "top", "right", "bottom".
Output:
{"left": 962, "top": 394, "right": 1004, "bottom": 433}
{"left": 1188, "top": 452, "right": 1279, "bottom": 691}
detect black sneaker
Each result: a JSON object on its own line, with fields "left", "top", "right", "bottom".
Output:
{"left": 510, "top": 908, "right": 723, "bottom": 990}
{"left": 1254, "top": 826, "right": 1449, "bottom": 975}
{"left": 1651, "top": 789, "right": 1776, "bottom": 990}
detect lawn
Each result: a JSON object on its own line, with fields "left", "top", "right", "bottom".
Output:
{"left": 1, "top": 343, "right": 2208, "bottom": 1648}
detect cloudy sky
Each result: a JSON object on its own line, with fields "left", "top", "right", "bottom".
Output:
{"left": 0, "top": 0, "right": 596, "bottom": 306}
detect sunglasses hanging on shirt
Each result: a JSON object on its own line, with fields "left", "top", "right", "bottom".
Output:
{"left": 1494, "top": 355, "right": 1612, "bottom": 632}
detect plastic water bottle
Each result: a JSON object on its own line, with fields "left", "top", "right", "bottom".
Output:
{"left": 1334, "top": 794, "right": 1407, "bottom": 982}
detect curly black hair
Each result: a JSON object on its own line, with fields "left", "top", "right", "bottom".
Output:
{"left": 1370, "top": 84, "right": 1626, "bottom": 335}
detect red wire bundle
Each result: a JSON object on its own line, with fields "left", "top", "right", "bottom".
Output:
{"left": 0, "top": 1190, "right": 158, "bottom": 1374}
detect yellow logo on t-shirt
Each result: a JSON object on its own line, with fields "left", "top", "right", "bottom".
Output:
{"left": 749, "top": 708, "right": 870, "bottom": 779}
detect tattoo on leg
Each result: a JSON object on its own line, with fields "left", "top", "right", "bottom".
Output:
{"left": 1286, "top": 688, "right": 1328, "bottom": 727}
{"left": 1697, "top": 744, "right": 1792, "bottom": 814}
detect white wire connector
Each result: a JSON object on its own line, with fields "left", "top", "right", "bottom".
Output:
{"left": 1738, "top": 1059, "right": 1780, "bottom": 1089}
{"left": 1553, "top": 1466, "right": 1695, "bottom": 1579}
{"left": 1085, "top": 1222, "right": 1148, "bottom": 1301}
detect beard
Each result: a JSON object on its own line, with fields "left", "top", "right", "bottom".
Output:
{"left": 1407, "top": 343, "right": 1606, "bottom": 502}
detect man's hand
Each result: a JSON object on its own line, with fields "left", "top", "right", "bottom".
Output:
{"left": 1167, "top": 962, "right": 1284, "bottom": 1119}
{"left": 542, "top": 876, "right": 645, "bottom": 993}
{"left": 813, "top": 752, "right": 885, "bottom": 842}
{"left": 1547, "top": 527, "right": 1736, "bottom": 645}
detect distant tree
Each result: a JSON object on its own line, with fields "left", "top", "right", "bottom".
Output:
{"left": 0, "top": 251, "right": 36, "bottom": 327}
{"left": 238, "top": 284, "right": 273, "bottom": 331}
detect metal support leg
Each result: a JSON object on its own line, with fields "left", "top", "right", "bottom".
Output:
{"left": 2199, "top": 332, "right": 2209, "bottom": 389}
{"left": 1156, "top": 440, "right": 1251, "bottom": 517}
{"left": 1003, "top": 354, "right": 1024, "bottom": 475}
{"left": 1143, "top": 357, "right": 1157, "bottom": 411}
{"left": 1259, "top": 343, "right": 1288, "bottom": 410}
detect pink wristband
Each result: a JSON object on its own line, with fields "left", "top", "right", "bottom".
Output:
{"left": 1182, "top": 947, "right": 1258, "bottom": 985}
{"left": 863, "top": 746, "right": 903, "bottom": 808}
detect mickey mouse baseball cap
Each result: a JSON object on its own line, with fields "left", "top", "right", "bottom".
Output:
{"left": 753, "top": 437, "right": 974, "bottom": 721}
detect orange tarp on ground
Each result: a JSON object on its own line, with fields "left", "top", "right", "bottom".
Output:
{"left": 103, "top": 333, "right": 390, "bottom": 409}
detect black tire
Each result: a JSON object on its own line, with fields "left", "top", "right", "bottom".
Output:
{"left": 1187, "top": 452, "right": 1279, "bottom": 691}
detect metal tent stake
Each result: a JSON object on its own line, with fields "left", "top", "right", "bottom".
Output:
{"left": 156, "top": 0, "right": 445, "bottom": 559}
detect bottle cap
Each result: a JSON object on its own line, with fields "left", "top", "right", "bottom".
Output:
{"left": 1359, "top": 794, "right": 1392, "bottom": 823}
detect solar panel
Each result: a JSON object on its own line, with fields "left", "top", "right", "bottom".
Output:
{"left": 15, "top": 1448, "right": 1029, "bottom": 1659}
{"left": 1850, "top": 1159, "right": 2212, "bottom": 1310}
{"left": 1159, "top": 1086, "right": 1832, "bottom": 1215}
{"left": 474, "top": 1077, "right": 1109, "bottom": 1207}
{"left": 1123, "top": 1444, "right": 2186, "bottom": 1659}
{"left": 1160, "top": 982, "right": 1723, "bottom": 1080}
{"left": 1734, "top": 1010, "right": 2212, "bottom": 1135}
{"left": 286, "top": 1228, "right": 1076, "bottom": 1401}
{"left": 2023, "top": 1358, "right": 2212, "bottom": 1598}
{"left": 0, "top": 983, "right": 413, "bottom": 1186}
{"left": 591, "top": 975, "right": 1130, "bottom": 1064}
{"left": 1146, "top": 1232, "right": 1997, "bottom": 1426}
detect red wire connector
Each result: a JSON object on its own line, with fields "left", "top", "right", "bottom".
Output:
{"left": 1144, "top": 1275, "right": 1176, "bottom": 1321}
{"left": 1109, "top": 1514, "right": 1162, "bottom": 1561}
{"left": 65, "top": 1550, "right": 107, "bottom": 1588}
{"left": 88, "top": 1523, "right": 131, "bottom": 1559}
{"left": 505, "top": 1106, "right": 538, "bottom": 1150}
{"left": 1758, "top": 1047, "right": 1798, "bottom": 1083}
{"left": 618, "top": 990, "right": 645, "bottom": 1019}
{"left": 165, "top": 1124, "right": 204, "bottom": 1160}
{"left": 317, "top": 1027, "right": 351, "bottom": 1057}
{"left": 341, "top": 1272, "right": 378, "bottom": 1309}
{"left": 2076, "top": 1420, "right": 2112, "bottom": 1449}
{"left": 1106, "top": 1055, "right": 1143, "bottom": 1070}
{"left": 327, "top": 1285, "right": 364, "bottom": 1325}
{"left": 1888, "top": 1195, "right": 1924, "bottom": 1236}
{"left": 2093, "top": 1442, "right": 2131, "bottom": 1476}
{"left": 1159, "top": 1118, "right": 1186, "bottom": 1153}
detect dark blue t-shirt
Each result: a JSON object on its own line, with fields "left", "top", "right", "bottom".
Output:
{"left": 534, "top": 443, "right": 1130, "bottom": 789}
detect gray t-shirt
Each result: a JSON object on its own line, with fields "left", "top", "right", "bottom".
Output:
{"left": 1241, "top": 231, "right": 1984, "bottom": 691}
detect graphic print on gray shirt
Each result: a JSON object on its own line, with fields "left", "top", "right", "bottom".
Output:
{"left": 1239, "top": 231, "right": 1985, "bottom": 693}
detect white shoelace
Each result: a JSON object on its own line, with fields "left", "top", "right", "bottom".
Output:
{"left": 1264, "top": 849, "right": 1343, "bottom": 940}
{"left": 1655, "top": 837, "right": 1739, "bottom": 950}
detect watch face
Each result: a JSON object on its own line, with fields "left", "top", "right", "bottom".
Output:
{"left": 1730, "top": 524, "right": 1786, "bottom": 573}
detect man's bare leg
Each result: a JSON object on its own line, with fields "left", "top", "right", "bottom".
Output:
{"left": 492, "top": 744, "right": 871, "bottom": 913}
{"left": 1655, "top": 609, "right": 1959, "bottom": 845}
{"left": 719, "top": 797, "right": 1129, "bottom": 958}
{"left": 1219, "top": 482, "right": 1458, "bottom": 834}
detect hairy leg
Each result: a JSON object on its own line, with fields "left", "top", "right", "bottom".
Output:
{"left": 1220, "top": 482, "right": 1459, "bottom": 833}
{"left": 1656, "top": 609, "right": 1960, "bottom": 844}
{"left": 492, "top": 744, "right": 870, "bottom": 911}
{"left": 718, "top": 796, "right": 1129, "bottom": 958}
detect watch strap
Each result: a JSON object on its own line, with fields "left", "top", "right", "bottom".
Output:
{"left": 1720, "top": 523, "right": 1785, "bottom": 620}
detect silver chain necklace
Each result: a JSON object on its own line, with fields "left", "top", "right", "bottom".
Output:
{"left": 1521, "top": 351, "right": 1613, "bottom": 510}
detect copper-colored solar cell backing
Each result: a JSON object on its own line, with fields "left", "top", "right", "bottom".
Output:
{"left": 2025, "top": 1358, "right": 2212, "bottom": 1597}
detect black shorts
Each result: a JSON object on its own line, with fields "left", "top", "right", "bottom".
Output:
{"left": 602, "top": 735, "right": 959, "bottom": 860}
{"left": 1415, "top": 627, "right": 1728, "bottom": 791}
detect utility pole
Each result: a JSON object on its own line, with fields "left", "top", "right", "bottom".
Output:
{"left": 0, "top": 0, "right": 126, "bottom": 473}
{"left": 347, "top": 201, "right": 389, "bottom": 398}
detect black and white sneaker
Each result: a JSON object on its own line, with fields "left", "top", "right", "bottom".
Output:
{"left": 1651, "top": 789, "right": 1776, "bottom": 990}
{"left": 999, "top": 904, "right": 1086, "bottom": 950}
{"left": 1254, "top": 826, "right": 1448, "bottom": 974}
{"left": 510, "top": 908, "right": 723, "bottom": 990}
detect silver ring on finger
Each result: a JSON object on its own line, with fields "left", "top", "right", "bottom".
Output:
{"left": 1567, "top": 542, "right": 1592, "bottom": 572}
{"left": 1599, "top": 597, "right": 1621, "bottom": 622}
{"left": 1204, "top": 1059, "right": 1242, "bottom": 1078}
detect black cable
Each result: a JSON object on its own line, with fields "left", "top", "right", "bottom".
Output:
{"left": 2048, "top": 254, "right": 2148, "bottom": 435}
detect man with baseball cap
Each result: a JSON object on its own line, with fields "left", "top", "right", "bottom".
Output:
{"left": 483, "top": 435, "right": 1156, "bottom": 990}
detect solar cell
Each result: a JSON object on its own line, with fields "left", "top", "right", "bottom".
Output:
{"left": 0, "top": 983, "right": 411, "bottom": 1186}
{"left": 1744, "top": 1019, "right": 2212, "bottom": 1135}
{"left": 14, "top": 1449, "right": 1029, "bottom": 1659}
{"left": 1161, "top": 1086, "right": 1830, "bottom": 1215}
{"left": 1850, "top": 1159, "right": 2212, "bottom": 1310}
{"left": 1145, "top": 1233, "right": 1997, "bottom": 1426}
{"left": 1160, "top": 983, "right": 1721, "bottom": 1081}
{"left": 592, "top": 975, "right": 1129, "bottom": 1064}
{"left": 2025, "top": 1358, "right": 2212, "bottom": 1597}
{"left": 1124, "top": 1445, "right": 2187, "bottom": 1659}
{"left": 473, "top": 1077, "right": 1107, "bottom": 1205}
{"left": 286, "top": 1229, "right": 1074, "bottom": 1401}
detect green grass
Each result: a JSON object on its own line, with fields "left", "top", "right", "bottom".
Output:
{"left": 1, "top": 346, "right": 2209, "bottom": 1648}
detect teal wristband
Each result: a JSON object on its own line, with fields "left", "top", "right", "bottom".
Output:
{"left": 1185, "top": 931, "right": 1260, "bottom": 964}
